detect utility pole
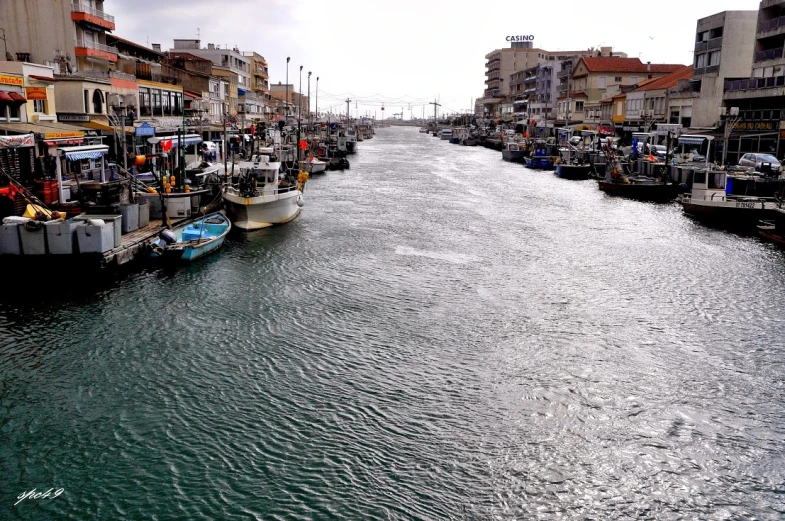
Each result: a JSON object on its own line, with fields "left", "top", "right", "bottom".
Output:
{"left": 316, "top": 76, "right": 319, "bottom": 120}
{"left": 345, "top": 98, "right": 351, "bottom": 124}
{"left": 429, "top": 99, "right": 441, "bottom": 123}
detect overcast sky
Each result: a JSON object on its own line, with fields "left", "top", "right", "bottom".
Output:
{"left": 113, "top": 0, "right": 762, "bottom": 119}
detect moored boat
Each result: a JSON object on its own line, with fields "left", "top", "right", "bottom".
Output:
{"left": 148, "top": 211, "right": 231, "bottom": 262}
{"left": 222, "top": 153, "right": 305, "bottom": 231}
{"left": 501, "top": 142, "right": 525, "bottom": 163}
{"left": 524, "top": 140, "right": 555, "bottom": 170}
{"left": 678, "top": 168, "right": 773, "bottom": 227}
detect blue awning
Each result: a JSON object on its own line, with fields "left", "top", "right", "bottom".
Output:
{"left": 679, "top": 136, "right": 707, "bottom": 145}
{"left": 65, "top": 149, "right": 108, "bottom": 161}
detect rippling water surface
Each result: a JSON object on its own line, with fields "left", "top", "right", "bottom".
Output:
{"left": 2, "top": 127, "right": 785, "bottom": 520}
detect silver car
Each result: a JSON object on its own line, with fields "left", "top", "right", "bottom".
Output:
{"left": 739, "top": 153, "right": 781, "bottom": 173}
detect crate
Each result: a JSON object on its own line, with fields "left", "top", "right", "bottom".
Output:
{"left": 18, "top": 222, "right": 47, "bottom": 255}
{"left": 0, "top": 222, "right": 22, "bottom": 255}
{"left": 76, "top": 221, "right": 114, "bottom": 253}
{"left": 44, "top": 220, "right": 77, "bottom": 255}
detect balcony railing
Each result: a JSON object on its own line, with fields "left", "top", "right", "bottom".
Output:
{"left": 71, "top": 3, "right": 115, "bottom": 24}
{"left": 725, "top": 75, "right": 785, "bottom": 91}
{"left": 754, "top": 47, "right": 784, "bottom": 62}
{"left": 759, "top": 14, "right": 785, "bottom": 32}
{"left": 75, "top": 37, "right": 118, "bottom": 55}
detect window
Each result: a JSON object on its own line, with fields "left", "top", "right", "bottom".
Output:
{"left": 152, "top": 89, "right": 162, "bottom": 116}
{"left": 614, "top": 76, "right": 622, "bottom": 82}
{"left": 617, "top": 101, "right": 623, "bottom": 115}
{"left": 576, "top": 101, "right": 584, "bottom": 111}
{"left": 84, "top": 90, "right": 90, "bottom": 113}
{"left": 598, "top": 76, "right": 606, "bottom": 88}
{"left": 695, "top": 53, "right": 706, "bottom": 68}
{"left": 7, "top": 103, "right": 19, "bottom": 120}
{"left": 92, "top": 89, "right": 103, "bottom": 114}
{"left": 630, "top": 76, "right": 639, "bottom": 84}
{"left": 708, "top": 51, "right": 720, "bottom": 66}
{"left": 162, "top": 90, "right": 170, "bottom": 115}
{"left": 139, "top": 87, "right": 151, "bottom": 116}
{"left": 33, "top": 99, "right": 46, "bottom": 113}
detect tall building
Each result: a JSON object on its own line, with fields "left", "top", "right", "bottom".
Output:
{"left": 722, "top": 1, "right": 785, "bottom": 162}
{"left": 477, "top": 39, "right": 624, "bottom": 120}
{"left": 2, "top": 0, "right": 118, "bottom": 75}
{"left": 690, "top": 11, "right": 757, "bottom": 127}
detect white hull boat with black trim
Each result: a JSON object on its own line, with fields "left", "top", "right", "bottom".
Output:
{"left": 222, "top": 153, "right": 305, "bottom": 231}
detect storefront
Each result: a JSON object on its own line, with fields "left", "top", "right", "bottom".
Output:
{"left": 0, "top": 73, "right": 27, "bottom": 123}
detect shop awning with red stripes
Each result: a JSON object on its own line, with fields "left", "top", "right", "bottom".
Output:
{"left": 7, "top": 92, "right": 26, "bottom": 104}
{"left": 0, "top": 92, "right": 13, "bottom": 103}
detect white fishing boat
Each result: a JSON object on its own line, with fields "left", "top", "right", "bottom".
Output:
{"left": 299, "top": 156, "right": 327, "bottom": 174}
{"left": 222, "top": 150, "right": 305, "bottom": 231}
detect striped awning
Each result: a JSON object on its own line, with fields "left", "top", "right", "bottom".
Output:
{"left": 678, "top": 136, "right": 707, "bottom": 145}
{"left": 65, "top": 149, "right": 109, "bottom": 161}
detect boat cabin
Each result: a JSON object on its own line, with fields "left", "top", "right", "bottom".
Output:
{"left": 676, "top": 135, "right": 714, "bottom": 167}
{"left": 441, "top": 129, "right": 453, "bottom": 137}
{"left": 688, "top": 169, "right": 727, "bottom": 202}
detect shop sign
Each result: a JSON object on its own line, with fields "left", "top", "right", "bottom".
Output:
{"left": 135, "top": 121, "right": 155, "bottom": 137}
{"left": 622, "top": 126, "right": 641, "bottom": 131}
{"left": 44, "top": 139, "right": 84, "bottom": 146}
{"left": 44, "top": 132, "right": 85, "bottom": 139}
{"left": 57, "top": 113, "right": 90, "bottom": 123}
{"left": 25, "top": 87, "right": 48, "bottom": 100}
{"left": 733, "top": 120, "right": 775, "bottom": 131}
{"left": 0, "top": 133, "right": 35, "bottom": 148}
{"left": 0, "top": 74, "right": 23, "bottom": 87}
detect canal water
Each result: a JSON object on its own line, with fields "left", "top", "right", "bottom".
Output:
{"left": 2, "top": 127, "right": 785, "bottom": 520}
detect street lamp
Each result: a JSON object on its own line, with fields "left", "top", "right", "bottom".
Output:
{"left": 316, "top": 76, "right": 319, "bottom": 119}
{"left": 285, "top": 57, "right": 290, "bottom": 117}
{"left": 307, "top": 71, "right": 311, "bottom": 128}
{"left": 721, "top": 106, "right": 741, "bottom": 167}
{"left": 299, "top": 65, "right": 303, "bottom": 119}
{"left": 499, "top": 78, "right": 504, "bottom": 119}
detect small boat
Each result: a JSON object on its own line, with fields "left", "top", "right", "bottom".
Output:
{"left": 328, "top": 157, "right": 350, "bottom": 170}
{"left": 502, "top": 141, "right": 526, "bottom": 163}
{"left": 553, "top": 130, "right": 591, "bottom": 180}
{"left": 524, "top": 140, "right": 555, "bottom": 170}
{"left": 149, "top": 212, "right": 231, "bottom": 262}
{"left": 222, "top": 152, "right": 304, "bottom": 231}
{"left": 678, "top": 168, "right": 774, "bottom": 227}
{"left": 419, "top": 127, "right": 429, "bottom": 133}
{"left": 300, "top": 157, "right": 327, "bottom": 174}
{"left": 345, "top": 129, "right": 358, "bottom": 154}
{"left": 440, "top": 129, "right": 453, "bottom": 141}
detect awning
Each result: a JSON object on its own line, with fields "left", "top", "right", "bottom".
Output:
{"left": 481, "top": 98, "right": 502, "bottom": 105}
{"left": 82, "top": 119, "right": 135, "bottom": 135}
{"left": 147, "top": 134, "right": 203, "bottom": 148}
{"left": 678, "top": 136, "right": 708, "bottom": 145}
{"left": 0, "top": 92, "right": 12, "bottom": 103}
{"left": 57, "top": 144, "right": 110, "bottom": 161}
{"left": 0, "top": 120, "right": 91, "bottom": 137}
{"left": 8, "top": 92, "right": 27, "bottom": 104}
{"left": 28, "top": 75, "right": 56, "bottom": 83}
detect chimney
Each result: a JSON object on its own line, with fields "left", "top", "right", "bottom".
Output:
{"left": 647, "top": 61, "right": 651, "bottom": 72}
{"left": 208, "top": 43, "right": 215, "bottom": 50}
{"left": 152, "top": 43, "right": 161, "bottom": 52}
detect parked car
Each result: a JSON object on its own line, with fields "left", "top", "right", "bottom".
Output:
{"left": 739, "top": 153, "right": 781, "bottom": 173}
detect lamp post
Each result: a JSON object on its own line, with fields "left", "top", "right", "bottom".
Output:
{"left": 499, "top": 78, "right": 504, "bottom": 119}
{"left": 285, "top": 57, "right": 290, "bottom": 117}
{"left": 316, "top": 76, "right": 319, "bottom": 120}
{"left": 307, "top": 71, "right": 311, "bottom": 129}
{"left": 298, "top": 65, "right": 303, "bottom": 164}
{"left": 722, "top": 106, "right": 741, "bottom": 167}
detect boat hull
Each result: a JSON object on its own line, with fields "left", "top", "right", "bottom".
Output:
{"left": 555, "top": 164, "right": 591, "bottom": 180}
{"left": 524, "top": 157, "right": 555, "bottom": 170}
{"left": 598, "top": 181, "right": 683, "bottom": 202}
{"left": 502, "top": 150, "right": 526, "bottom": 162}
{"left": 679, "top": 200, "right": 770, "bottom": 227}
{"left": 223, "top": 189, "right": 302, "bottom": 231}
{"left": 149, "top": 212, "right": 231, "bottom": 263}
{"left": 461, "top": 139, "right": 477, "bottom": 146}
{"left": 346, "top": 141, "right": 357, "bottom": 154}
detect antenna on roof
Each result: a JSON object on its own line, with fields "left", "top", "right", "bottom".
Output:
{"left": 197, "top": 27, "right": 200, "bottom": 39}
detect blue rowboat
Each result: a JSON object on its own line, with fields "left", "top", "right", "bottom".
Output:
{"left": 149, "top": 211, "right": 231, "bottom": 262}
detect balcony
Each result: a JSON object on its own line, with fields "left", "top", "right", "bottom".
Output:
{"left": 724, "top": 74, "right": 785, "bottom": 100}
{"left": 759, "top": 14, "right": 785, "bottom": 35}
{"left": 71, "top": 3, "right": 115, "bottom": 31}
{"left": 557, "top": 69, "right": 571, "bottom": 79}
{"left": 695, "top": 37, "right": 723, "bottom": 52}
{"left": 754, "top": 47, "right": 784, "bottom": 62}
{"left": 74, "top": 37, "right": 118, "bottom": 63}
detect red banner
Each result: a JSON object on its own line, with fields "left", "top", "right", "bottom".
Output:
{"left": 0, "top": 133, "right": 35, "bottom": 148}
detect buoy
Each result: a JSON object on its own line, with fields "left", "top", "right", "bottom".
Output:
{"left": 296, "top": 196, "right": 304, "bottom": 208}
{"left": 147, "top": 186, "right": 157, "bottom": 194}
{"left": 134, "top": 155, "right": 146, "bottom": 167}
{"left": 165, "top": 186, "right": 171, "bottom": 194}
{"left": 184, "top": 185, "right": 191, "bottom": 193}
